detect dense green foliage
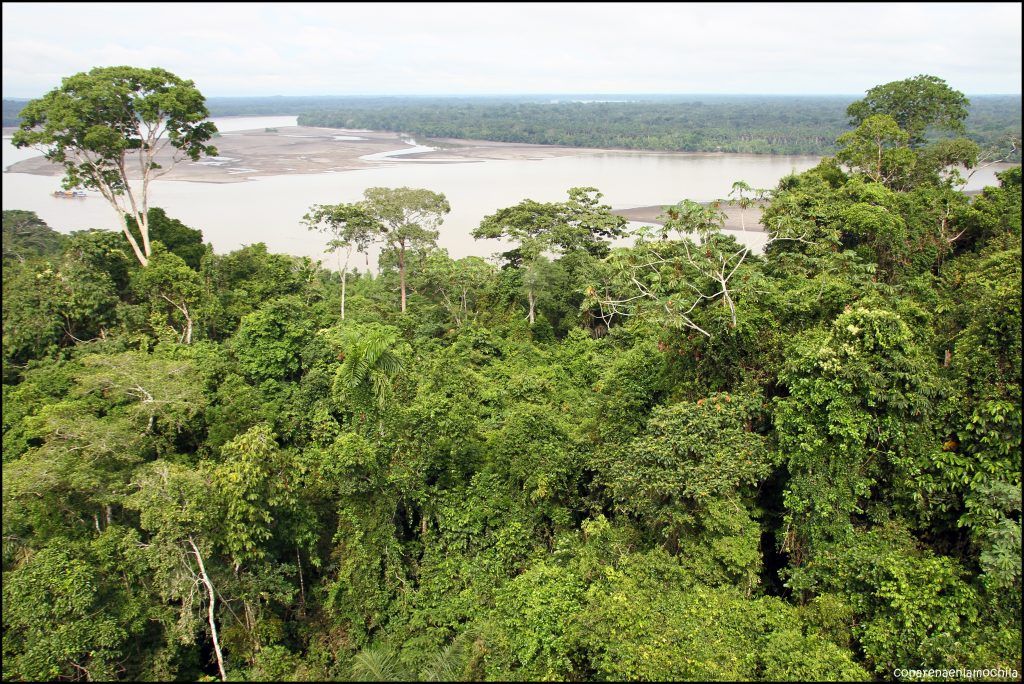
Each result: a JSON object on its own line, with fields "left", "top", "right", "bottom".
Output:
{"left": 294, "top": 93, "right": 1020, "bottom": 157}
{"left": 7, "top": 91, "right": 1017, "bottom": 156}
{"left": 3, "top": 77, "right": 1022, "bottom": 682}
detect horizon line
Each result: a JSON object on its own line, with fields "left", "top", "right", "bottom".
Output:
{"left": 4, "top": 92, "right": 1022, "bottom": 100}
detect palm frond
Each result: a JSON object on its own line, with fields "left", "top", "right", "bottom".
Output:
{"left": 420, "top": 640, "right": 467, "bottom": 682}
{"left": 334, "top": 330, "right": 405, "bottom": 414}
{"left": 351, "top": 645, "right": 401, "bottom": 682}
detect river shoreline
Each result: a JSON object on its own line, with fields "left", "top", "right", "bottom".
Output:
{"left": 612, "top": 203, "right": 767, "bottom": 231}
{"left": 3, "top": 123, "right": 821, "bottom": 189}
{"left": 3, "top": 122, "right": 805, "bottom": 231}
{"left": 4, "top": 120, "right": 1008, "bottom": 258}
{"left": 3, "top": 124, "right": 602, "bottom": 183}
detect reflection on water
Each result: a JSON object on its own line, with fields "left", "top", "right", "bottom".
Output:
{"left": 2, "top": 117, "right": 1017, "bottom": 267}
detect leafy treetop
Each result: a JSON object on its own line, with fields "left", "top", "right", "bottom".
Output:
{"left": 12, "top": 66, "right": 217, "bottom": 266}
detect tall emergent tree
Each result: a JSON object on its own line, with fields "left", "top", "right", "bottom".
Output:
{"left": 474, "top": 187, "right": 625, "bottom": 324}
{"left": 12, "top": 66, "right": 218, "bottom": 267}
{"left": 846, "top": 74, "right": 969, "bottom": 147}
{"left": 835, "top": 114, "right": 913, "bottom": 186}
{"left": 474, "top": 198, "right": 561, "bottom": 325}
{"left": 364, "top": 187, "right": 450, "bottom": 313}
{"left": 305, "top": 187, "right": 449, "bottom": 314}
{"left": 303, "top": 203, "right": 378, "bottom": 321}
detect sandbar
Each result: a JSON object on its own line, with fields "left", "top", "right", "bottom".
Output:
{"left": 4, "top": 125, "right": 593, "bottom": 183}
{"left": 613, "top": 203, "right": 767, "bottom": 231}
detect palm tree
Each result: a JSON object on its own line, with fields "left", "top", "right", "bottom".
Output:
{"left": 420, "top": 640, "right": 468, "bottom": 681}
{"left": 351, "top": 645, "right": 405, "bottom": 681}
{"left": 335, "top": 329, "right": 405, "bottom": 421}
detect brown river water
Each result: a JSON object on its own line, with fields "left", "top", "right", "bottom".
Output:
{"left": 3, "top": 116, "right": 1014, "bottom": 266}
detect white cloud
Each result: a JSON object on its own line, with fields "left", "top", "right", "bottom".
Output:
{"left": 2, "top": 2, "right": 1020, "bottom": 96}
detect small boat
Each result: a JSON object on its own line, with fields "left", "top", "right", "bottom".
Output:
{"left": 52, "top": 189, "right": 88, "bottom": 198}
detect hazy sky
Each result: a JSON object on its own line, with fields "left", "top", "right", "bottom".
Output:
{"left": 2, "top": 2, "right": 1021, "bottom": 97}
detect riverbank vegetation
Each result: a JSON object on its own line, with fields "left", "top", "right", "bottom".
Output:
{"left": 297, "top": 92, "right": 1020, "bottom": 157}
{"left": 5, "top": 92, "right": 1019, "bottom": 158}
{"left": 2, "top": 75, "right": 1021, "bottom": 681}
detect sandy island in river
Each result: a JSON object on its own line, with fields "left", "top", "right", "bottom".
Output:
{"left": 4, "top": 125, "right": 594, "bottom": 182}
{"left": 4, "top": 124, "right": 767, "bottom": 230}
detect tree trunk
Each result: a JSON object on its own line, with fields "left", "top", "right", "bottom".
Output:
{"left": 340, "top": 270, "right": 347, "bottom": 321}
{"left": 296, "top": 546, "right": 306, "bottom": 616}
{"left": 188, "top": 538, "right": 227, "bottom": 682}
{"left": 183, "top": 303, "right": 193, "bottom": 345}
{"left": 876, "top": 137, "right": 884, "bottom": 183}
{"left": 244, "top": 601, "right": 260, "bottom": 652}
{"left": 527, "top": 289, "right": 536, "bottom": 325}
{"left": 120, "top": 223, "right": 149, "bottom": 267}
{"left": 722, "top": 287, "right": 736, "bottom": 327}
{"left": 118, "top": 156, "right": 151, "bottom": 260}
{"left": 138, "top": 211, "right": 151, "bottom": 260}
{"left": 399, "top": 243, "right": 407, "bottom": 313}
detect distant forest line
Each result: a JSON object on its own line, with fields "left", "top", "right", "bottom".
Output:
{"left": 4, "top": 94, "right": 1021, "bottom": 157}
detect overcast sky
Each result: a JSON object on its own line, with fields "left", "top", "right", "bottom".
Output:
{"left": 2, "top": 2, "right": 1021, "bottom": 98}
